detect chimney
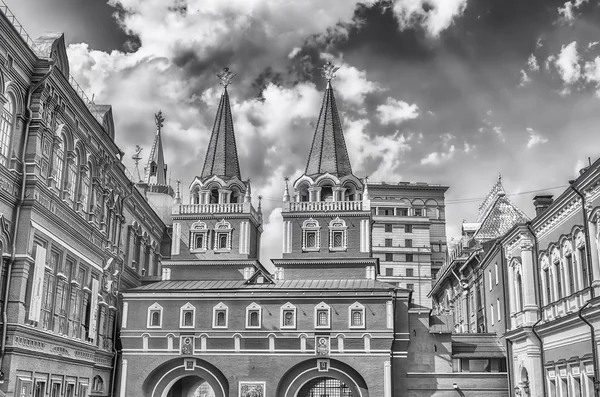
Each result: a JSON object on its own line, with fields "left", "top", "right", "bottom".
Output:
{"left": 533, "top": 195, "right": 553, "bottom": 216}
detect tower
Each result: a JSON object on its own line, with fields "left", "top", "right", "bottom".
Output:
{"left": 275, "top": 62, "right": 374, "bottom": 280}
{"left": 167, "top": 67, "right": 264, "bottom": 280}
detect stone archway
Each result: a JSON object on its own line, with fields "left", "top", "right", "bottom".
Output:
{"left": 143, "top": 358, "right": 228, "bottom": 397}
{"left": 276, "top": 358, "right": 368, "bottom": 397}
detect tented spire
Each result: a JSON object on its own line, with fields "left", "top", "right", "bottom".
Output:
{"left": 145, "top": 110, "right": 168, "bottom": 186}
{"left": 201, "top": 67, "right": 242, "bottom": 180}
{"left": 304, "top": 62, "right": 353, "bottom": 178}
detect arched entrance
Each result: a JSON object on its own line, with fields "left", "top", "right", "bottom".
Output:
{"left": 297, "top": 377, "right": 353, "bottom": 396}
{"left": 142, "top": 358, "right": 228, "bottom": 397}
{"left": 276, "top": 359, "right": 368, "bottom": 397}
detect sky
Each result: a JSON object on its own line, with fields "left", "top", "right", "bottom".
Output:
{"left": 6, "top": 0, "right": 600, "bottom": 261}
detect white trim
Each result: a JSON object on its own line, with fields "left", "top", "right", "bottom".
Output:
{"left": 147, "top": 302, "right": 163, "bottom": 329}
{"left": 494, "top": 263, "right": 499, "bottom": 285}
{"left": 171, "top": 223, "right": 181, "bottom": 255}
{"left": 122, "top": 302, "right": 128, "bottom": 329}
{"left": 212, "top": 302, "right": 228, "bottom": 329}
{"left": 302, "top": 218, "right": 321, "bottom": 251}
{"left": 179, "top": 302, "right": 196, "bottom": 328}
{"left": 348, "top": 302, "right": 366, "bottom": 329}
{"left": 245, "top": 302, "right": 262, "bottom": 329}
{"left": 285, "top": 367, "right": 363, "bottom": 397}
{"left": 314, "top": 302, "right": 331, "bottom": 329}
{"left": 386, "top": 301, "right": 393, "bottom": 329}
{"left": 329, "top": 217, "right": 348, "bottom": 251}
{"left": 152, "top": 364, "right": 226, "bottom": 397}
{"left": 280, "top": 302, "right": 297, "bottom": 329}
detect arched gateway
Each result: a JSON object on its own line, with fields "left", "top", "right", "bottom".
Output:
{"left": 276, "top": 358, "right": 369, "bottom": 397}
{"left": 143, "top": 358, "right": 229, "bottom": 397}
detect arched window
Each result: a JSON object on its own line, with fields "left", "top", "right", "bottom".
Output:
{"left": 93, "top": 376, "right": 104, "bottom": 392}
{"left": 78, "top": 158, "right": 90, "bottom": 215}
{"left": 149, "top": 161, "right": 157, "bottom": 176}
{"left": 147, "top": 302, "right": 162, "bottom": 328}
{"left": 302, "top": 218, "right": 321, "bottom": 251}
{"left": 180, "top": 302, "right": 195, "bottom": 328}
{"left": 516, "top": 273, "right": 524, "bottom": 312}
{"left": 246, "top": 302, "right": 261, "bottom": 328}
{"left": 67, "top": 152, "right": 78, "bottom": 205}
{"left": 217, "top": 311, "right": 226, "bottom": 326}
{"left": 210, "top": 188, "right": 219, "bottom": 204}
{"left": 0, "top": 95, "right": 14, "bottom": 166}
{"left": 53, "top": 136, "right": 65, "bottom": 192}
{"left": 329, "top": 217, "right": 348, "bottom": 251}
{"left": 321, "top": 186, "right": 333, "bottom": 202}
{"left": 151, "top": 311, "right": 160, "bottom": 326}
{"left": 212, "top": 302, "right": 228, "bottom": 328}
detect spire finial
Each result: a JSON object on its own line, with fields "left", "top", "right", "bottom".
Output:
{"left": 498, "top": 172, "right": 502, "bottom": 181}
{"left": 322, "top": 61, "right": 340, "bottom": 83}
{"left": 154, "top": 110, "right": 165, "bottom": 131}
{"left": 174, "top": 179, "right": 181, "bottom": 204}
{"left": 283, "top": 176, "right": 290, "bottom": 202}
{"left": 217, "top": 67, "right": 236, "bottom": 88}
{"left": 132, "top": 145, "right": 143, "bottom": 183}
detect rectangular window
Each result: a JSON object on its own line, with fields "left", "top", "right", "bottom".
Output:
{"left": 282, "top": 309, "right": 296, "bottom": 328}
{"left": 149, "top": 310, "right": 161, "bottom": 327}
{"left": 488, "top": 270, "right": 493, "bottom": 291}
{"left": 195, "top": 234, "right": 204, "bottom": 250}
{"left": 477, "top": 286, "right": 483, "bottom": 309}
{"left": 579, "top": 247, "right": 589, "bottom": 289}
{"left": 217, "top": 233, "right": 228, "bottom": 249}
{"left": 316, "top": 309, "right": 329, "bottom": 327}
{"left": 497, "top": 298, "right": 501, "bottom": 321}
{"left": 214, "top": 310, "right": 227, "bottom": 327}
{"left": 247, "top": 310, "right": 261, "bottom": 328}
{"left": 351, "top": 309, "right": 364, "bottom": 327}
{"left": 544, "top": 268, "right": 552, "bottom": 304}
{"left": 405, "top": 239, "right": 413, "bottom": 248}
{"left": 566, "top": 254, "right": 575, "bottom": 294}
{"left": 332, "top": 231, "right": 344, "bottom": 248}
{"left": 406, "top": 268, "right": 414, "bottom": 277}
{"left": 306, "top": 231, "right": 317, "bottom": 248}
{"left": 490, "top": 304, "right": 495, "bottom": 325}
{"left": 385, "top": 224, "right": 393, "bottom": 233}
{"left": 406, "top": 254, "right": 413, "bottom": 262}
{"left": 398, "top": 208, "right": 408, "bottom": 216}
{"left": 494, "top": 263, "right": 499, "bottom": 285}
{"left": 406, "top": 283, "right": 414, "bottom": 290}
{"left": 405, "top": 224, "right": 413, "bottom": 233}
{"left": 385, "top": 239, "right": 393, "bottom": 247}
{"left": 182, "top": 310, "right": 194, "bottom": 327}
{"left": 385, "top": 253, "right": 393, "bottom": 262}
{"left": 432, "top": 243, "right": 440, "bottom": 252}
{"left": 555, "top": 262, "right": 563, "bottom": 299}
{"left": 385, "top": 268, "right": 393, "bottom": 276}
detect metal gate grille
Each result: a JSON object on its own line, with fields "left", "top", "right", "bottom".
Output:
{"left": 297, "top": 377, "right": 353, "bottom": 397}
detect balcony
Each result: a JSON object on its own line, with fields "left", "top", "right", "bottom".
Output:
{"left": 173, "top": 202, "right": 260, "bottom": 223}
{"left": 284, "top": 201, "right": 364, "bottom": 212}
{"left": 541, "top": 288, "right": 592, "bottom": 322}
{"left": 373, "top": 245, "right": 431, "bottom": 253}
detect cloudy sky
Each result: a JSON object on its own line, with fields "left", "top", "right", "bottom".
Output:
{"left": 7, "top": 0, "right": 600, "bottom": 260}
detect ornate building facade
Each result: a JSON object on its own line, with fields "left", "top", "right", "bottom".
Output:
{"left": 0, "top": 4, "right": 170, "bottom": 397}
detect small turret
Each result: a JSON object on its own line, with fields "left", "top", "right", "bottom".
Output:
{"left": 283, "top": 176, "right": 290, "bottom": 202}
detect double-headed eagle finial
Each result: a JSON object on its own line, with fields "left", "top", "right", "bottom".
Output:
{"left": 154, "top": 110, "right": 165, "bottom": 130}
{"left": 217, "top": 67, "right": 237, "bottom": 88}
{"left": 322, "top": 61, "right": 340, "bottom": 82}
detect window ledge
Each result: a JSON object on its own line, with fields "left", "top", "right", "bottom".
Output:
{"left": 245, "top": 326, "right": 261, "bottom": 330}
{"left": 214, "top": 249, "right": 231, "bottom": 253}
{"left": 302, "top": 247, "right": 320, "bottom": 252}
{"left": 329, "top": 247, "right": 347, "bottom": 252}
{"left": 212, "top": 325, "right": 228, "bottom": 329}
{"left": 315, "top": 325, "right": 331, "bottom": 330}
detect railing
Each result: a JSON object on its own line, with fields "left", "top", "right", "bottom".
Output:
{"left": 287, "top": 201, "right": 363, "bottom": 212}
{"left": 177, "top": 203, "right": 245, "bottom": 214}
{"left": 373, "top": 245, "right": 432, "bottom": 253}
{"left": 68, "top": 76, "right": 105, "bottom": 121}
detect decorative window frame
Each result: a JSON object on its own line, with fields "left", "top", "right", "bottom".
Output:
{"left": 302, "top": 218, "right": 321, "bottom": 252}
{"left": 212, "top": 302, "right": 228, "bottom": 329}
{"left": 280, "top": 302, "right": 297, "bottom": 329}
{"left": 214, "top": 219, "right": 232, "bottom": 252}
{"left": 328, "top": 217, "right": 348, "bottom": 251}
{"left": 314, "top": 302, "right": 331, "bottom": 329}
{"left": 147, "top": 302, "right": 163, "bottom": 328}
{"left": 245, "top": 302, "right": 262, "bottom": 329}
{"left": 190, "top": 221, "right": 208, "bottom": 252}
{"left": 348, "top": 302, "right": 365, "bottom": 329}
{"left": 180, "top": 302, "right": 196, "bottom": 328}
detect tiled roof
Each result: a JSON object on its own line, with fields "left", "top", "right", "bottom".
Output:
{"left": 145, "top": 122, "right": 167, "bottom": 186}
{"left": 128, "top": 278, "right": 396, "bottom": 291}
{"left": 474, "top": 194, "right": 529, "bottom": 240}
{"left": 304, "top": 82, "right": 353, "bottom": 178}
{"left": 451, "top": 334, "right": 506, "bottom": 358}
{"left": 201, "top": 87, "right": 241, "bottom": 180}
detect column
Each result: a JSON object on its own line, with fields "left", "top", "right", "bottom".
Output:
{"left": 520, "top": 236, "right": 539, "bottom": 325}
{"left": 589, "top": 215, "right": 600, "bottom": 291}
{"left": 507, "top": 257, "right": 517, "bottom": 329}
{"left": 119, "top": 359, "right": 128, "bottom": 397}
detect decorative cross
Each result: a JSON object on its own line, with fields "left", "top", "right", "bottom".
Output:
{"left": 321, "top": 61, "right": 340, "bottom": 82}
{"left": 217, "top": 67, "right": 236, "bottom": 88}
{"left": 283, "top": 176, "right": 289, "bottom": 182}
{"left": 154, "top": 110, "right": 165, "bottom": 130}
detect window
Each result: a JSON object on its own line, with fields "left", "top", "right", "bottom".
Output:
{"left": 51, "top": 383, "right": 61, "bottom": 397}
{"left": 580, "top": 247, "right": 589, "bottom": 289}
{"left": 398, "top": 208, "right": 408, "bottom": 216}
{"left": 385, "top": 253, "right": 393, "bottom": 262}
{"left": 490, "top": 304, "right": 494, "bottom": 325}
{"left": 385, "top": 268, "right": 393, "bottom": 276}
{"left": 214, "top": 219, "right": 232, "bottom": 251}
{"left": 67, "top": 155, "right": 77, "bottom": 203}
{"left": 349, "top": 302, "right": 365, "bottom": 328}
{"left": 190, "top": 221, "right": 208, "bottom": 251}
{"left": 488, "top": 269, "right": 493, "bottom": 291}
{"left": 495, "top": 263, "right": 499, "bottom": 285}
{"left": 380, "top": 208, "right": 393, "bottom": 216}
{"left": 147, "top": 303, "right": 163, "bottom": 328}
{"left": 385, "top": 224, "right": 393, "bottom": 233}
{"left": 53, "top": 136, "right": 65, "bottom": 193}
{"left": 516, "top": 272, "right": 524, "bottom": 312}
{"left": 405, "top": 239, "right": 413, "bottom": 248}
{"left": 542, "top": 268, "right": 551, "bottom": 304}
{"left": 566, "top": 254, "right": 575, "bottom": 294}
{"left": 555, "top": 262, "right": 563, "bottom": 299}
{"left": 406, "top": 268, "right": 414, "bottom": 277}
{"left": 406, "top": 254, "right": 413, "bottom": 262}
{"left": 0, "top": 95, "right": 14, "bottom": 166}
{"left": 180, "top": 303, "right": 195, "bottom": 328}
{"left": 432, "top": 243, "right": 440, "bottom": 252}
{"left": 496, "top": 298, "right": 501, "bottom": 321}
{"left": 414, "top": 208, "right": 423, "bottom": 216}
{"left": 281, "top": 302, "right": 296, "bottom": 329}
{"left": 406, "top": 283, "right": 414, "bottom": 290}
{"left": 92, "top": 376, "right": 103, "bottom": 393}
{"left": 385, "top": 239, "right": 393, "bottom": 247}
{"left": 246, "top": 303, "right": 262, "bottom": 328}
{"left": 213, "top": 302, "right": 228, "bottom": 328}
{"left": 405, "top": 224, "right": 413, "bottom": 233}
{"left": 314, "top": 302, "right": 330, "bottom": 329}
{"left": 302, "top": 218, "right": 320, "bottom": 251}
{"left": 328, "top": 217, "right": 347, "bottom": 251}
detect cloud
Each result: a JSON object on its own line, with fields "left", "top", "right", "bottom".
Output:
{"left": 519, "top": 70, "right": 531, "bottom": 86}
{"left": 554, "top": 41, "right": 581, "bottom": 85}
{"left": 526, "top": 127, "right": 548, "bottom": 148}
{"left": 376, "top": 97, "right": 419, "bottom": 125}
{"left": 558, "top": 0, "right": 588, "bottom": 21}
{"left": 391, "top": 0, "right": 468, "bottom": 37}
{"left": 589, "top": 42, "right": 599, "bottom": 49}
{"left": 528, "top": 54, "right": 539, "bottom": 71}
{"left": 584, "top": 56, "right": 600, "bottom": 96}
{"left": 463, "top": 141, "right": 473, "bottom": 153}
{"left": 420, "top": 145, "right": 456, "bottom": 165}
